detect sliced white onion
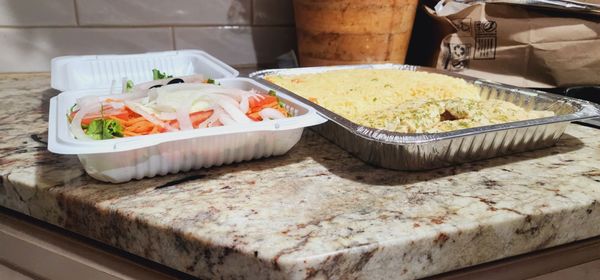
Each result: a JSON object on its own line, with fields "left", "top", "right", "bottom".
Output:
{"left": 258, "top": 108, "right": 286, "bottom": 120}
{"left": 123, "top": 88, "right": 149, "bottom": 100}
{"left": 181, "top": 74, "right": 206, "bottom": 83}
{"left": 176, "top": 105, "right": 193, "bottom": 131}
{"left": 213, "top": 88, "right": 256, "bottom": 101}
{"left": 197, "top": 93, "right": 240, "bottom": 109}
{"left": 70, "top": 102, "right": 101, "bottom": 141}
{"left": 218, "top": 114, "right": 235, "bottom": 126}
{"left": 160, "top": 83, "right": 254, "bottom": 101}
{"left": 154, "top": 86, "right": 239, "bottom": 111}
{"left": 134, "top": 79, "right": 166, "bottom": 91}
{"left": 210, "top": 120, "right": 222, "bottom": 127}
{"left": 69, "top": 79, "right": 285, "bottom": 138}
{"left": 215, "top": 90, "right": 268, "bottom": 107}
{"left": 251, "top": 94, "right": 266, "bottom": 101}
{"left": 157, "top": 112, "right": 178, "bottom": 121}
{"left": 103, "top": 101, "right": 124, "bottom": 109}
{"left": 214, "top": 99, "right": 252, "bottom": 123}
{"left": 125, "top": 101, "right": 175, "bottom": 131}
{"left": 198, "top": 108, "right": 223, "bottom": 128}
{"left": 76, "top": 96, "right": 100, "bottom": 108}
{"left": 240, "top": 94, "right": 249, "bottom": 113}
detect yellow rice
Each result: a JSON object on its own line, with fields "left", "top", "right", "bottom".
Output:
{"left": 266, "top": 69, "right": 553, "bottom": 133}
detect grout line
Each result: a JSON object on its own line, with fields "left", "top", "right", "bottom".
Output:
{"left": 0, "top": 25, "right": 79, "bottom": 28}
{"left": 0, "top": 24, "right": 294, "bottom": 29}
{"left": 171, "top": 27, "right": 177, "bottom": 50}
{"left": 73, "top": 0, "right": 80, "bottom": 26}
{"left": 246, "top": 23, "right": 295, "bottom": 28}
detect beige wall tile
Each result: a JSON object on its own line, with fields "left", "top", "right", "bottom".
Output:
{"left": 0, "top": 28, "right": 173, "bottom": 72}
{"left": 0, "top": 0, "right": 77, "bottom": 26}
{"left": 253, "top": 0, "right": 294, "bottom": 25}
{"left": 174, "top": 26, "right": 296, "bottom": 66}
{"left": 77, "top": 0, "right": 251, "bottom": 26}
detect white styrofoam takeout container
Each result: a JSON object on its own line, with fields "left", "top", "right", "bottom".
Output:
{"left": 51, "top": 50, "right": 239, "bottom": 91}
{"left": 48, "top": 50, "right": 326, "bottom": 183}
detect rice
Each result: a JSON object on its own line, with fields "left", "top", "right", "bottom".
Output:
{"left": 266, "top": 69, "right": 553, "bottom": 133}
{"left": 267, "top": 69, "right": 479, "bottom": 116}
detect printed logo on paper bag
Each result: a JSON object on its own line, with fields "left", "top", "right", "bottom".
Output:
{"left": 452, "top": 18, "right": 472, "bottom": 36}
{"left": 446, "top": 43, "right": 471, "bottom": 71}
{"left": 451, "top": 44, "right": 470, "bottom": 60}
{"left": 449, "top": 59, "right": 469, "bottom": 71}
{"left": 474, "top": 37, "right": 496, "bottom": 59}
{"left": 475, "top": 21, "right": 497, "bottom": 35}
{"left": 473, "top": 21, "right": 497, "bottom": 60}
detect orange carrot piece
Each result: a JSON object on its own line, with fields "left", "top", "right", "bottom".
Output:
{"left": 124, "top": 131, "right": 142, "bottom": 136}
{"left": 124, "top": 117, "right": 147, "bottom": 126}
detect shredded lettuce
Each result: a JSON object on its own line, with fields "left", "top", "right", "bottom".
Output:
{"left": 85, "top": 119, "right": 124, "bottom": 140}
{"left": 206, "top": 78, "right": 222, "bottom": 85}
{"left": 152, "top": 69, "right": 172, "bottom": 80}
{"left": 125, "top": 80, "right": 134, "bottom": 92}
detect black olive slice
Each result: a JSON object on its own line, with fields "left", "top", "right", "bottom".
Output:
{"left": 149, "top": 84, "right": 162, "bottom": 89}
{"left": 167, "top": 78, "right": 184, "bottom": 85}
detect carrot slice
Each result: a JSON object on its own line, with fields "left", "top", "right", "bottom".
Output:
{"left": 124, "top": 131, "right": 142, "bottom": 136}
{"left": 167, "top": 110, "right": 213, "bottom": 129}
{"left": 249, "top": 95, "right": 278, "bottom": 109}
{"left": 190, "top": 110, "right": 213, "bottom": 128}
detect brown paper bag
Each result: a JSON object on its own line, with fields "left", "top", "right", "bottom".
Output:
{"left": 415, "top": 0, "right": 600, "bottom": 87}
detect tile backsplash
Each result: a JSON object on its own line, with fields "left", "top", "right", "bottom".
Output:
{"left": 0, "top": 0, "right": 295, "bottom": 72}
{"left": 76, "top": 0, "right": 252, "bottom": 25}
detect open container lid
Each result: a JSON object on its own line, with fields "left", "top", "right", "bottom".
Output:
{"left": 51, "top": 50, "right": 239, "bottom": 91}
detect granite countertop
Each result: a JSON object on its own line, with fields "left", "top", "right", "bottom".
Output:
{"left": 1, "top": 73, "right": 600, "bottom": 280}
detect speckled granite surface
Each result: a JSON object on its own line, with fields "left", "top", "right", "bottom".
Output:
{"left": 1, "top": 73, "right": 600, "bottom": 280}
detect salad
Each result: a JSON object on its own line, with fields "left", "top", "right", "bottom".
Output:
{"left": 68, "top": 70, "right": 289, "bottom": 140}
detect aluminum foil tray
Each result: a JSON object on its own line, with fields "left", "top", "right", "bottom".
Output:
{"left": 250, "top": 64, "right": 600, "bottom": 170}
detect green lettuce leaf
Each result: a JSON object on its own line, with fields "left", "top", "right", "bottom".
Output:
{"left": 125, "top": 80, "right": 134, "bottom": 92}
{"left": 152, "top": 69, "right": 172, "bottom": 80}
{"left": 85, "top": 119, "right": 124, "bottom": 140}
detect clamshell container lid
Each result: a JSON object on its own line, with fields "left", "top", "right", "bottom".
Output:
{"left": 51, "top": 50, "right": 239, "bottom": 91}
